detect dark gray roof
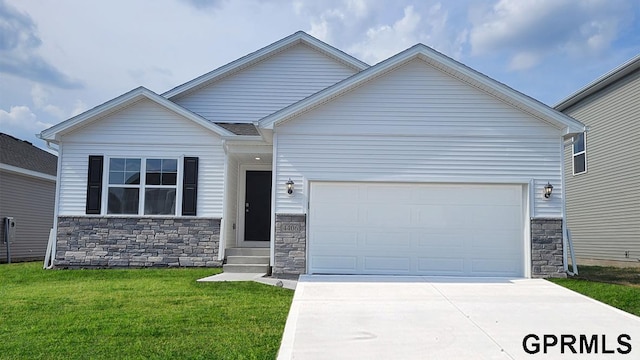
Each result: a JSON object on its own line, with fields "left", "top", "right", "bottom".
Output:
{"left": 0, "top": 133, "right": 57, "bottom": 176}
{"left": 214, "top": 123, "right": 260, "bottom": 136}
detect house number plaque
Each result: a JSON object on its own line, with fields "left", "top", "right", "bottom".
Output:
{"left": 281, "top": 224, "right": 300, "bottom": 232}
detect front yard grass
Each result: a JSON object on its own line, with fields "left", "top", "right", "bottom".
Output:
{"left": 549, "top": 265, "right": 640, "bottom": 317}
{"left": 0, "top": 262, "right": 294, "bottom": 359}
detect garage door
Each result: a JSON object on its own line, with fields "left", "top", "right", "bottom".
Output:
{"left": 308, "top": 182, "right": 524, "bottom": 277}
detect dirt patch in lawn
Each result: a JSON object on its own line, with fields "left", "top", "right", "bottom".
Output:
{"left": 572, "top": 265, "right": 640, "bottom": 287}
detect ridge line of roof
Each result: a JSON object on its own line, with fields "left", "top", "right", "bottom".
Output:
{"left": 554, "top": 53, "right": 640, "bottom": 111}
{"left": 161, "top": 31, "right": 368, "bottom": 99}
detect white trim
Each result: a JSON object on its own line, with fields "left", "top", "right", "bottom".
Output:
{"left": 219, "top": 152, "right": 230, "bottom": 261}
{"left": 260, "top": 45, "right": 585, "bottom": 134}
{"left": 102, "top": 156, "right": 181, "bottom": 217}
{"left": 39, "top": 87, "right": 234, "bottom": 143}
{"left": 0, "top": 163, "right": 56, "bottom": 182}
{"left": 555, "top": 53, "right": 640, "bottom": 111}
{"left": 237, "top": 164, "right": 272, "bottom": 248}
{"left": 269, "top": 133, "right": 278, "bottom": 265}
{"left": 162, "top": 31, "right": 368, "bottom": 99}
{"left": 306, "top": 180, "right": 531, "bottom": 277}
{"left": 572, "top": 132, "right": 587, "bottom": 175}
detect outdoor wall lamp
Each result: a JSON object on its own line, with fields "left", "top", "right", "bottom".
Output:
{"left": 286, "top": 178, "right": 295, "bottom": 195}
{"left": 543, "top": 182, "right": 553, "bottom": 199}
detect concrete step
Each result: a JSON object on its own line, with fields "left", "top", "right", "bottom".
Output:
{"left": 226, "top": 255, "right": 270, "bottom": 265}
{"left": 225, "top": 247, "right": 269, "bottom": 257}
{"left": 223, "top": 263, "right": 269, "bottom": 273}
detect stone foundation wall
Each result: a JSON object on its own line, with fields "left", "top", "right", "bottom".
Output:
{"left": 55, "top": 216, "right": 221, "bottom": 268}
{"left": 531, "top": 218, "right": 566, "bottom": 278}
{"left": 273, "top": 213, "right": 306, "bottom": 279}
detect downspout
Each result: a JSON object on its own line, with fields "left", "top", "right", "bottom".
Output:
{"left": 562, "top": 132, "right": 583, "bottom": 276}
{"left": 218, "top": 140, "right": 229, "bottom": 262}
{"left": 43, "top": 139, "right": 61, "bottom": 269}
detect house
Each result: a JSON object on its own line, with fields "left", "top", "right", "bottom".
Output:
{"left": 39, "top": 31, "right": 584, "bottom": 278}
{"left": 0, "top": 133, "right": 57, "bottom": 262}
{"left": 556, "top": 54, "right": 640, "bottom": 267}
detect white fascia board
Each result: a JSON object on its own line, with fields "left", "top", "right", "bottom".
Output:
{"left": 0, "top": 163, "right": 57, "bottom": 182}
{"left": 162, "top": 31, "right": 369, "bottom": 100}
{"left": 260, "top": 44, "right": 585, "bottom": 134}
{"left": 260, "top": 45, "right": 422, "bottom": 129}
{"left": 39, "top": 87, "right": 234, "bottom": 142}
{"left": 555, "top": 53, "right": 640, "bottom": 111}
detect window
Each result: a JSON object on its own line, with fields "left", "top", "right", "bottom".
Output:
{"left": 86, "top": 156, "right": 198, "bottom": 216}
{"left": 107, "top": 158, "right": 177, "bottom": 215}
{"left": 572, "top": 132, "right": 586, "bottom": 175}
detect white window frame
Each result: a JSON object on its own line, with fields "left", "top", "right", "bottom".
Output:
{"left": 102, "top": 156, "right": 183, "bottom": 216}
{"left": 572, "top": 132, "right": 587, "bottom": 175}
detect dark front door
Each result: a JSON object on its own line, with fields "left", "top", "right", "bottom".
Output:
{"left": 244, "top": 170, "right": 272, "bottom": 241}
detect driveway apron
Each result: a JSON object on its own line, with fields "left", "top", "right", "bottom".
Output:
{"left": 277, "top": 275, "right": 640, "bottom": 360}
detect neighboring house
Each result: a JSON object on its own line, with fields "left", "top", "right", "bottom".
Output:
{"left": 556, "top": 54, "right": 640, "bottom": 267}
{"left": 39, "top": 31, "right": 584, "bottom": 278}
{"left": 0, "top": 133, "right": 57, "bottom": 262}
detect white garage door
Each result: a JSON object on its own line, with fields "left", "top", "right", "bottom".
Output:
{"left": 308, "top": 182, "right": 524, "bottom": 277}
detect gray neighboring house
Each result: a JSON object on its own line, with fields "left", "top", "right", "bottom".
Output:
{"left": 556, "top": 54, "right": 640, "bottom": 267}
{"left": 0, "top": 133, "right": 58, "bottom": 262}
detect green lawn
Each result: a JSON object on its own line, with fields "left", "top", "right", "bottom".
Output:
{"left": 549, "top": 265, "right": 640, "bottom": 317}
{"left": 0, "top": 262, "right": 294, "bottom": 359}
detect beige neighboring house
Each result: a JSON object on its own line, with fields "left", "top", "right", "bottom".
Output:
{"left": 0, "top": 133, "right": 57, "bottom": 262}
{"left": 556, "top": 54, "right": 640, "bottom": 267}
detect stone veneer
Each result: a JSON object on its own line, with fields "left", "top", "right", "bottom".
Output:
{"left": 273, "top": 214, "right": 306, "bottom": 279}
{"left": 55, "top": 216, "right": 221, "bottom": 268}
{"left": 531, "top": 218, "right": 566, "bottom": 278}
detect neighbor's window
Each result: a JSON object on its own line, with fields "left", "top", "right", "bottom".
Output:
{"left": 572, "top": 133, "right": 586, "bottom": 175}
{"left": 107, "top": 158, "right": 177, "bottom": 215}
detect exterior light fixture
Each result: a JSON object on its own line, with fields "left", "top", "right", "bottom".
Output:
{"left": 286, "top": 178, "right": 295, "bottom": 195}
{"left": 543, "top": 182, "right": 553, "bottom": 199}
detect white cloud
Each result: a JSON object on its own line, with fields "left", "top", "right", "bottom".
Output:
{"left": 0, "top": 105, "right": 52, "bottom": 132}
{"left": 70, "top": 99, "right": 87, "bottom": 117}
{"left": 348, "top": 5, "right": 422, "bottom": 64}
{"left": 30, "top": 84, "right": 65, "bottom": 119}
{"left": 469, "top": 0, "right": 634, "bottom": 70}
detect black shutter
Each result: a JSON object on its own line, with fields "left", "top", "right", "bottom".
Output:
{"left": 86, "top": 155, "right": 104, "bottom": 214}
{"left": 182, "top": 157, "right": 198, "bottom": 216}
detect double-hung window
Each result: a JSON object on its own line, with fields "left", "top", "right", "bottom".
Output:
{"left": 572, "top": 133, "right": 586, "bottom": 175}
{"left": 86, "top": 155, "right": 198, "bottom": 216}
{"left": 107, "top": 158, "right": 178, "bottom": 215}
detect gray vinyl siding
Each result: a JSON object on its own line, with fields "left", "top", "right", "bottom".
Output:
{"left": 173, "top": 43, "right": 358, "bottom": 123}
{"left": 275, "top": 59, "right": 564, "bottom": 216}
{"left": 563, "top": 68, "right": 640, "bottom": 263}
{"left": 0, "top": 171, "right": 55, "bottom": 262}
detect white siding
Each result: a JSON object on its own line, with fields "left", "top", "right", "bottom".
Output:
{"left": 58, "top": 100, "right": 225, "bottom": 217}
{"left": 275, "top": 59, "right": 563, "bottom": 216}
{"left": 563, "top": 69, "right": 640, "bottom": 263}
{"left": 173, "top": 44, "right": 358, "bottom": 123}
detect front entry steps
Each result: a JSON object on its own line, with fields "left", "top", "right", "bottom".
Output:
{"left": 223, "top": 248, "right": 270, "bottom": 273}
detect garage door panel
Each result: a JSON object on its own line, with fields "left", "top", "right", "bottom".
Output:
{"left": 313, "top": 230, "right": 358, "bottom": 246}
{"left": 364, "top": 232, "right": 410, "bottom": 247}
{"left": 364, "top": 256, "right": 410, "bottom": 272}
{"left": 312, "top": 256, "right": 357, "bottom": 272}
{"left": 309, "top": 182, "right": 525, "bottom": 277}
{"left": 365, "top": 206, "right": 411, "bottom": 226}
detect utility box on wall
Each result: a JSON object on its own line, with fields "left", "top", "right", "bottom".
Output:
{"left": 3, "top": 217, "right": 16, "bottom": 263}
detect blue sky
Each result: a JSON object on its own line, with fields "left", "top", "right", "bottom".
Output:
{"left": 1, "top": 0, "right": 639, "bottom": 150}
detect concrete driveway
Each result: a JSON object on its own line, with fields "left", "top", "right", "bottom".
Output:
{"left": 278, "top": 275, "right": 640, "bottom": 359}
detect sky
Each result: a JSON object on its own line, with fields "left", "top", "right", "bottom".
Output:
{"left": 1, "top": 0, "right": 639, "bottom": 151}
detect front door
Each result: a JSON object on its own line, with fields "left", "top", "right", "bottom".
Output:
{"left": 243, "top": 170, "right": 272, "bottom": 242}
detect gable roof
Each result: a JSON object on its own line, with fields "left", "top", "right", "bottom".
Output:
{"left": 162, "top": 31, "right": 369, "bottom": 99}
{"left": 554, "top": 53, "right": 640, "bottom": 111}
{"left": 39, "top": 87, "right": 234, "bottom": 142}
{"left": 0, "top": 133, "right": 57, "bottom": 176}
{"left": 260, "top": 44, "right": 586, "bottom": 136}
